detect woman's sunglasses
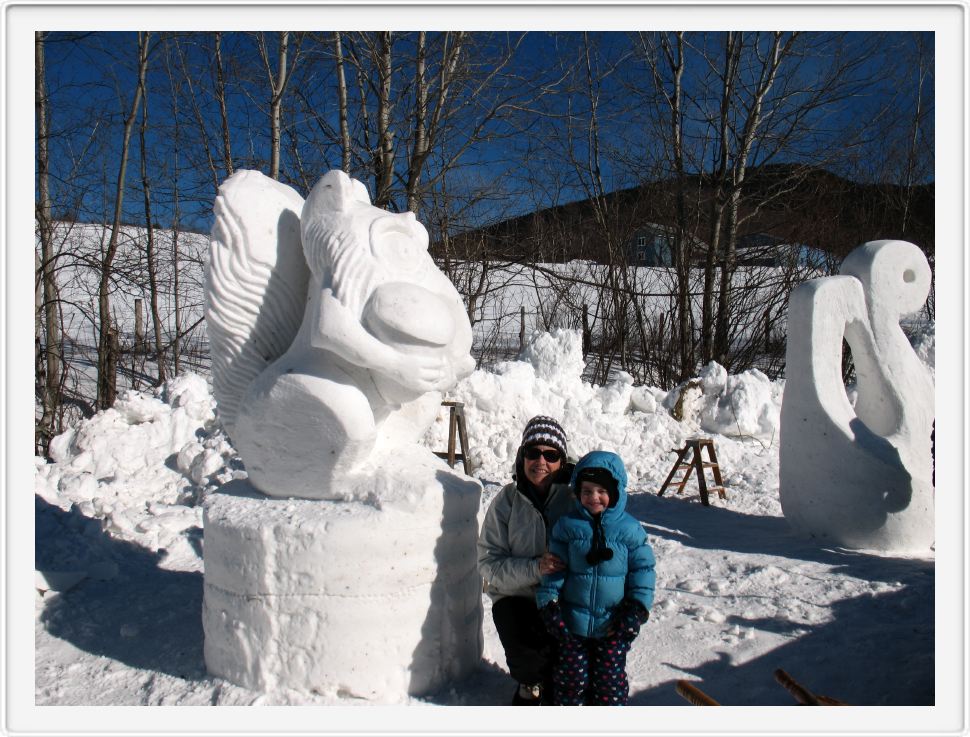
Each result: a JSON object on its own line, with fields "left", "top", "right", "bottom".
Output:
{"left": 523, "top": 447, "right": 563, "bottom": 463}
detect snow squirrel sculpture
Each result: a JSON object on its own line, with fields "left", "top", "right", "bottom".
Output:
{"left": 205, "top": 169, "right": 475, "bottom": 500}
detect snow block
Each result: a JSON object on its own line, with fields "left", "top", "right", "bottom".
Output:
{"left": 202, "top": 455, "right": 484, "bottom": 699}
{"left": 779, "top": 240, "right": 934, "bottom": 553}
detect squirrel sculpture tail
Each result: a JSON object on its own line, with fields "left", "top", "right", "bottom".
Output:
{"left": 205, "top": 170, "right": 309, "bottom": 437}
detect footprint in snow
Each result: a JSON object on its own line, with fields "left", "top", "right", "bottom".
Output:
{"left": 676, "top": 579, "right": 706, "bottom": 593}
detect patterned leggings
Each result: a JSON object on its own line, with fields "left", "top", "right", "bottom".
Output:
{"left": 551, "top": 634, "right": 632, "bottom": 705}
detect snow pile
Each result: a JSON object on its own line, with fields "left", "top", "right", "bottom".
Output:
{"left": 427, "top": 329, "right": 781, "bottom": 489}
{"left": 36, "top": 373, "right": 234, "bottom": 570}
{"left": 693, "top": 362, "right": 782, "bottom": 439}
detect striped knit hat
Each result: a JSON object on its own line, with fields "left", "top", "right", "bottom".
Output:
{"left": 520, "top": 415, "right": 568, "bottom": 458}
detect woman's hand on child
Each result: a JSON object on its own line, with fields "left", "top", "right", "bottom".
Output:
{"left": 538, "top": 552, "right": 566, "bottom": 576}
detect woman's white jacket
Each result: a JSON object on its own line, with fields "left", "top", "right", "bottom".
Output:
{"left": 477, "top": 480, "right": 575, "bottom": 602}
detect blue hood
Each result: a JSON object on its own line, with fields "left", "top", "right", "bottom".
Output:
{"left": 570, "top": 450, "right": 629, "bottom": 519}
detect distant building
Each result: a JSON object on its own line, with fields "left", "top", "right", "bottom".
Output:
{"left": 627, "top": 223, "right": 709, "bottom": 267}
{"left": 629, "top": 223, "right": 675, "bottom": 266}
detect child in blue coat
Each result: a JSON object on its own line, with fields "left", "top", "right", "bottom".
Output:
{"left": 536, "top": 450, "right": 656, "bottom": 705}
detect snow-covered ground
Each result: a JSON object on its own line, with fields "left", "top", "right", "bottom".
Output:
{"left": 24, "top": 326, "right": 947, "bottom": 733}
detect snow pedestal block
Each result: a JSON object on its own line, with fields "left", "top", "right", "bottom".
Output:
{"left": 202, "top": 454, "right": 484, "bottom": 700}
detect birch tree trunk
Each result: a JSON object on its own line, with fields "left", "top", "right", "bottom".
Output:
{"left": 259, "top": 31, "right": 289, "bottom": 180}
{"left": 164, "top": 40, "right": 184, "bottom": 374}
{"left": 334, "top": 31, "right": 351, "bottom": 172}
{"left": 647, "top": 30, "right": 694, "bottom": 380}
{"left": 669, "top": 33, "right": 693, "bottom": 380}
{"left": 713, "top": 32, "right": 797, "bottom": 366}
{"left": 404, "top": 31, "right": 466, "bottom": 216}
{"left": 97, "top": 31, "right": 150, "bottom": 410}
{"left": 269, "top": 32, "right": 287, "bottom": 179}
{"left": 138, "top": 69, "right": 166, "bottom": 385}
{"left": 406, "top": 31, "right": 428, "bottom": 214}
{"left": 256, "top": 31, "right": 301, "bottom": 180}
{"left": 374, "top": 31, "right": 395, "bottom": 208}
{"left": 700, "top": 31, "right": 740, "bottom": 364}
{"left": 214, "top": 31, "right": 234, "bottom": 178}
{"left": 36, "top": 31, "right": 62, "bottom": 451}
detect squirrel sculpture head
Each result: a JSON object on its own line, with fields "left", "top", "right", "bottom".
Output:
{"left": 300, "top": 170, "right": 438, "bottom": 318}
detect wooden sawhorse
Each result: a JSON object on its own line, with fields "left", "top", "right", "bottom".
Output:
{"left": 657, "top": 437, "right": 726, "bottom": 506}
{"left": 434, "top": 400, "right": 471, "bottom": 475}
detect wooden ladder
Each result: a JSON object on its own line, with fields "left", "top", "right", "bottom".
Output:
{"left": 434, "top": 400, "right": 471, "bottom": 475}
{"left": 657, "top": 437, "right": 726, "bottom": 507}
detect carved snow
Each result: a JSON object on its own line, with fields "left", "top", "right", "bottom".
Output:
{"left": 779, "top": 240, "right": 934, "bottom": 553}
{"left": 205, "top": 171, "right": 309, "bottom": 437}
{"left": 204, "top": 169, "right": 475, "bottom": 500}
{"left": 202, "top": 170, "right": 482, "bottom": 700}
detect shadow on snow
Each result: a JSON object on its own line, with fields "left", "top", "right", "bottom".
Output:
{"left": 36, "top": 495, "right": 207, "bottom": 682}
{"left": 624, "top": 491, "right": 934, "bottom": 706}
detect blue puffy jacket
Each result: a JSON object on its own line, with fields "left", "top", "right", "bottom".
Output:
{"left": 536, "top": 450, "right": 656, "bottom": 639}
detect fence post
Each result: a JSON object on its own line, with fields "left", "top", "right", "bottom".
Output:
{"left": 582, "top": 303, "right": 591, "bottom": 358}
{"left": 519, "top": 306, "right": 526, "bottom": 351}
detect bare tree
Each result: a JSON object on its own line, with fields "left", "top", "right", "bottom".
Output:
{"left": 334, "top": 31, "right": 351, "bottom": 172}
{"left": 35, "top": 31, "right": 64, "bottom": 452}
{"left": 138, "top": 52, "right": 166, "bottom": 385}
{"left": 375, "top": 31, "right": 395, "bottom": 206}
{"left": 404, "top": 31, "right": 469, "bottom": 214}
{"left": 900, "top": 32, "right": 932, "bottom": 236}
{"left": 712, "top": 32, "right": 799, "bottom": 365}
{"left": 171, "top": 35, "right": 221, "bottom": 192}
{"left": 638, "top": 30, "right": 697, "bottom": 381}
{"left": 162, "top": 36, "right": 185, "bottom": 374}
{"left": 407, "top": 31, "right": 429, "bottom": 213}
{"left": 655, "top": 31, "right": 886, "bottom": 369}
{"left": 256, "top": 31, "right": 302, "bottom": 180}
{"left": 213, "top": 31, "right": 234, "bottom": 178}
{"left": 97, "top": 31, "right": 150, "bottom": 410}
{"left": 699, "top": 31, "right": 741, "bottom": 364}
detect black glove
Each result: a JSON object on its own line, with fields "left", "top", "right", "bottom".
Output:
{"left": 610, "top": 599, "right": 649, "bottom": 641}
{"left": 539, "top": 601, "right": 572, "bottom": 644}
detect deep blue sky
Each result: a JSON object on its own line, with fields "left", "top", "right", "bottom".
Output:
{"left": 39, "top": 30, "right": 933, "bottom": 233}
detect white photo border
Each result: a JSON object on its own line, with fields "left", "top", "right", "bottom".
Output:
{"left": 4, "top": 2, "right": 966, "bottom": 735}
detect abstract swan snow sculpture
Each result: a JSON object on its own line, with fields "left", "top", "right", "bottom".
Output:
{"left": 205, "top": 169, "right": 475, "bottom": 499}
{"left": 779, "top": 240, "right": 934, "bottom": 553}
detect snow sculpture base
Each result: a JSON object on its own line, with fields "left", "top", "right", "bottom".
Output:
{"left": 202, "top": 454, "right": 483, "bottom": 700}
